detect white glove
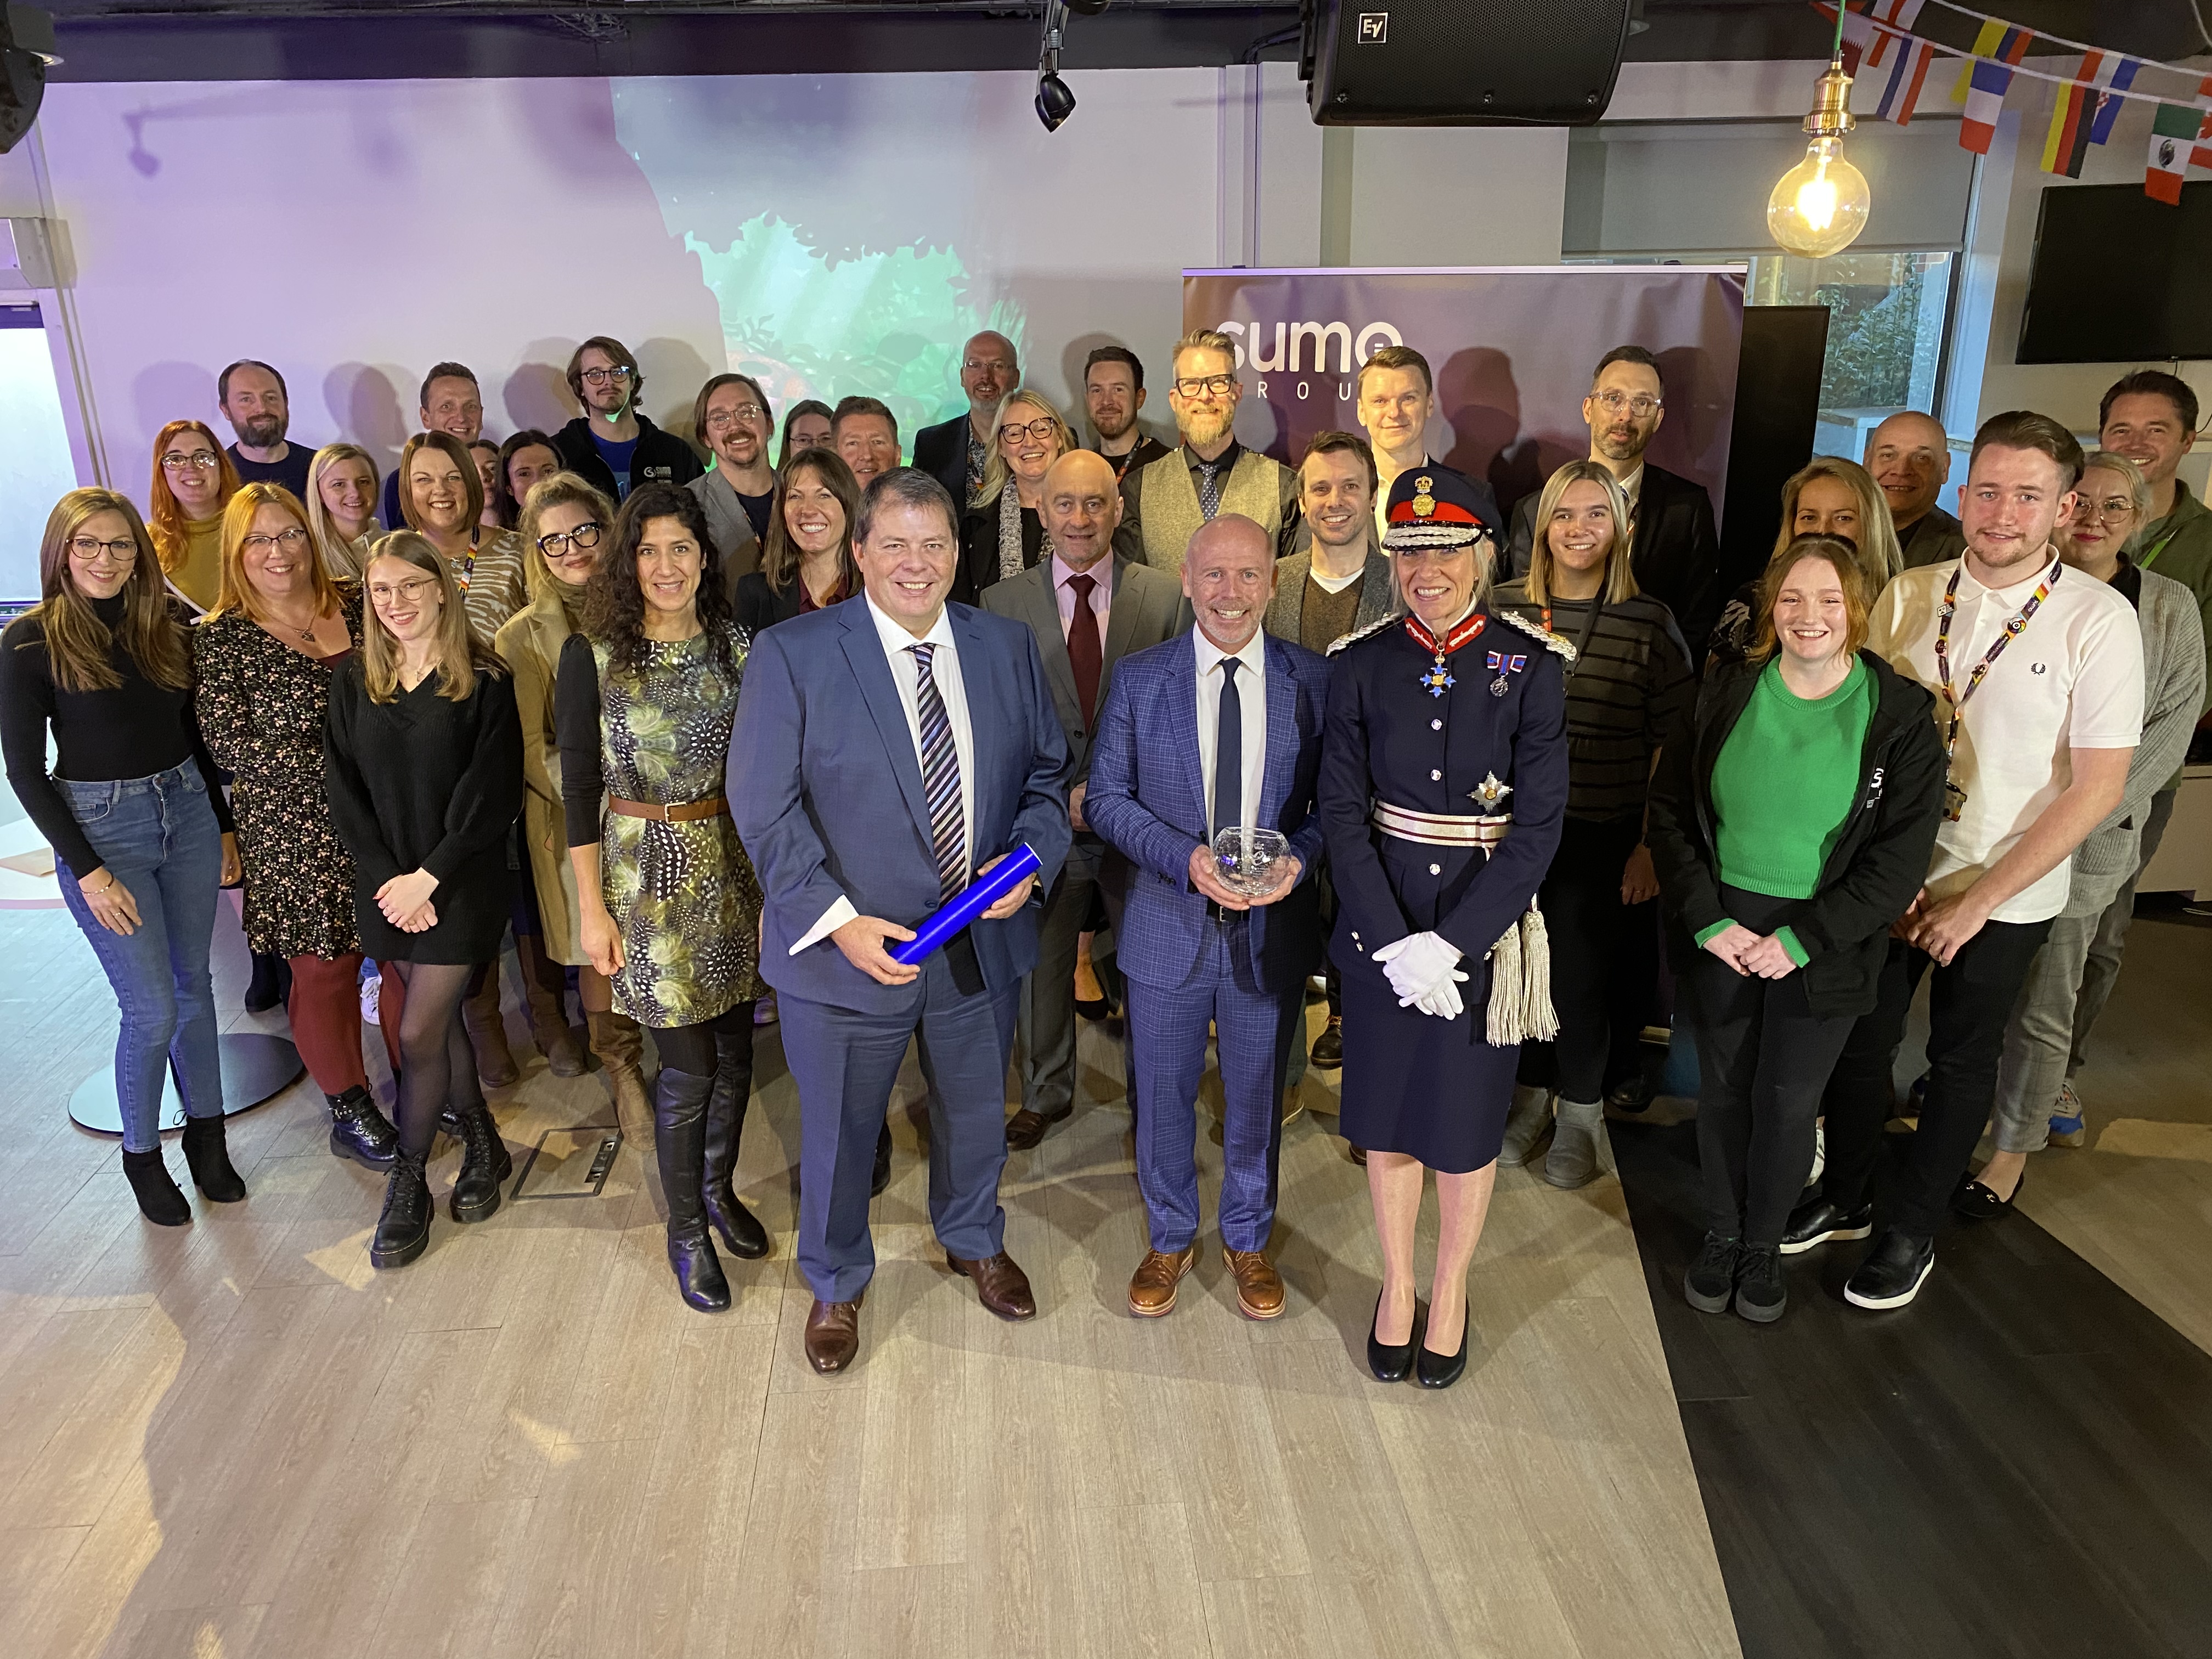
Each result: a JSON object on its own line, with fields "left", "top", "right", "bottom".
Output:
{"left": 1413, "top": 975, "right": 1465, "bottom": 1021}
{"left": 1373, "top": 931, "right": 1465, "bottom": 1003}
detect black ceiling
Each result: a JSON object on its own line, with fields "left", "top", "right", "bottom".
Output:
{"left": 30, "top": 0, "right": 2211, "bottom": 83}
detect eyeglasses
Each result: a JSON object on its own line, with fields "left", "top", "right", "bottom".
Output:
{"left": 703, "top": 405, "right": 765, "bottom": 431}
{"left": 160, "top": 452, "right": 221, "bottom": 472}
{"left": 2075, "top": 495, "right": 2137, "bottom": 524}
{"left": 67, "top": 536, "right": 138, "bottom": 564}
{"left": 578, "top": 365, "right": 633, "bottom": 387}
{"left": 368, "top": 577, "right": 442, "bottom": 603}
{"left": 538, "top": 522, "right": 605, "bottom": 557}
{"left": 242, "top": 527, "right": 309, "bottom": 554}
{"left": 1172, "top": 374, "right": 1238, "bottom": 398}
{"left": 1593, "top": 391, "right": 1662, "bottom": 418}
{"left": 998, "top": 419, "right": 1060, "bottom": 444}
{"left": 964, "top": 359, "right": 1015, "bottom": 375}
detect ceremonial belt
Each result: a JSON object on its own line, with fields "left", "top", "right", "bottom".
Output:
{"left": 1371, "top": 800, "right": 1511, "bottom": 848}
{"left": 607, "top": 793, "right": 729, "bottom": 823}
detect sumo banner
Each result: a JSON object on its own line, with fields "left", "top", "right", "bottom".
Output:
{"left": 1181, "top": 265, "right": 1746, "bottom": 527}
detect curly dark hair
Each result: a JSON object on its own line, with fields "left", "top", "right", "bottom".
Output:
{"left": 581, "top": 481, "right": 740, "bottom": 678}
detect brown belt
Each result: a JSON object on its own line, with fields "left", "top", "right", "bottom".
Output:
{"left": 607, "top": 794, "right": 728, "bottom": 823}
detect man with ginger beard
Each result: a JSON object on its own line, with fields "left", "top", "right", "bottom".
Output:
{"left": 1867, "top": 410, "right": 1966, "bottom": 571}
{"left": 984, "top": 450, "right": 1189, "bottom": 1148}
{"left": 1114, "top": 329, "right": 1300, "bottom": 577}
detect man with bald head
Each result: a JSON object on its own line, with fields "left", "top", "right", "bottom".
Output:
{"left": 984, "top": 451, "right": 1189, "bottom": 1147}
{"left": 1867, "top": 410, "right": 1966, "bottom": 569}
{"left": 915, "top": 330, "right": 1022, "bottom": 510}
{"left": 1086, "top": 514, "right": 1332, "bottom": 1321}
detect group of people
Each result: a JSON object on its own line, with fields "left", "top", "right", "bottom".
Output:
{"left": 4, "top": 312, "right": 2205, "bottom": 1383}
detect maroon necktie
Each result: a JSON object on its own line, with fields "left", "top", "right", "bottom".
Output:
{"left": 1066, "top": 571, "right": 1102, "bottom": 730}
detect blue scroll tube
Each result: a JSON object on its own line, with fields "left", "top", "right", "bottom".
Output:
{"left": 890, "top": 844, "right": 1044, "bottom": 966}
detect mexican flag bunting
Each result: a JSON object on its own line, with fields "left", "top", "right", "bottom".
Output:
{"left": 2147, "top": 101, "right": 2202, "bottom": 204}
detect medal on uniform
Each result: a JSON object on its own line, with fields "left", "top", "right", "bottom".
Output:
{"left": 1483, "top": 649, "right": 1526, "bottom": 697}
{"left": 1403, "top": 611, "right": 1485, "bottom": 699}
{"left": 1470, "top": 772, "right": 1513, "bottom": 810}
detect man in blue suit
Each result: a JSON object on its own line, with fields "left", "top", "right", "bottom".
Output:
{"left": 729, "top": 467, "right": 1071, "bottom": 1375}
{"left": 1086, "top": 514, "right": 1331, "bottom": 1322}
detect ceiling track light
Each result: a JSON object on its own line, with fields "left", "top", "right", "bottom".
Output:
{"left": 1036, "top": 0, "right": 1109, "bottom": 133}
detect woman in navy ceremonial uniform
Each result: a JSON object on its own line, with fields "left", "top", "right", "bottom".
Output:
{"left": 1319, "top": 465, "right": 1570, "bottom": 1389}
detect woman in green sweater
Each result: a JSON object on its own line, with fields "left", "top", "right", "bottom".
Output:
{"left": 1646, "top": 534, "right": 1945, "bottom": 1323}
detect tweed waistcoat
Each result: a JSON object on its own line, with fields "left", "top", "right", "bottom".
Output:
{"left": 1137, "top": 449, "right": 1283, "bottom": 576}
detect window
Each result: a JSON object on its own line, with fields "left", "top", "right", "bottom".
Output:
{"left": 1748, "top": 250, "right": 1955, "bottom": 420}
{"left": 0, "top": 303, "right": 79, "bottom": 603}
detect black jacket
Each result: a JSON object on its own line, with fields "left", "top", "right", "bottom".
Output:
{"left": 955, "top": 502, "right": 1048, "bottom": 607}
{"left": 1508, "top": 461, "right": 1723, "bottom": 656}
{"left": 912, "top": 414, "right": 978, "bottom": 509}
{"left": 551, "top": 413, "right": 703, "bottom": 502}
{"left": 1645, "top": 650, "right": 1945, "bottom": 1018}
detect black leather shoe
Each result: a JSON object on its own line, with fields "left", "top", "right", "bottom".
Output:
{"left": 1415, "top": 1301, "right": 1470, "bottom": 1390}
{"left": 180, "top": 1114, "right": 246, "bottom": 1203}
{"left": 871, "top": 1122, "right": 893, "bottom": 1197}
{"left": 449, "top": 1104, "right": 507, "bottom": 1223}
{"left": 1779, "top": 1196, "right": 1874, "bottom": 1256}
{"left": 1074, "top": 995, "right": 1110, "bottom": 1022}
{"left": 654, "top": 1065, "right": 730, "bottom": 1311}
{"left": 1605, "top": 1075, "right": 1654, "bottom": 1114}
{"left": 327, "top": 1086, "right": 398, "bottom": 1170}
{"left": 1951, "top": 1170, "right": 2022, "bottom": 1222}
{"left": 1734, "top": 1243, "right": 1786, "bottom": 1323}
{"left": 122, "top": 1147, "right": 191, "bottom": 1226}
{"left": 1844, "top": 1230, "right": 1934, "bottom": 1311}
{"left": 1309, "top": 1015, "right": 1343, "bottom": 1070}
{"left": 370, "top": 1149, "right": 432, "bottom": 1269}
{"left": 1367, "top": 1291, "right": 1417, "bottom": 1383}
{"left": 668, "top": 1224, "right": 732, "bottom": 1312}
{"left": 1683, "top": 1232, "right": 1740, "bottom": 1315}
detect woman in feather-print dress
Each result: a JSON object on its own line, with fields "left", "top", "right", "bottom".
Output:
{"left": 556, "top": 481, "right": 765, "bottom": 1314}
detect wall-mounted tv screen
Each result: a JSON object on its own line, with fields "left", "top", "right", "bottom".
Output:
{"left": 2016, "top": 180, "right": 2212, "bottom": 364}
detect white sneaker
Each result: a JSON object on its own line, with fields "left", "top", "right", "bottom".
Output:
{"left": 360, "top": 970, "right": 382, "bottom": 1028}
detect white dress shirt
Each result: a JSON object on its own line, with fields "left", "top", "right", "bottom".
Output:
{"left": 792, "top": 594, "right": 978, "bottom": 953}
{"left": 1193, "top": 626, "right": 1269, "bottom": 836}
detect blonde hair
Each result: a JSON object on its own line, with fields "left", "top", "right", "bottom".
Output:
{"left": 1526, "top": 460, "right": 1638, "bottom": 607}
{"left": 1750, "top": 533, "right": 1873, "bottom": 665}
{"left": 208, "top": 483, "right": 346, "bottom": 628}
{"left": 1172, "top": 328, "right": 1239, "bottom": 380}
{"left": 1772, "top": 456, "right": 1900, "bottom": 587}
{"left": 516, "top": 471, "right": 617, "bottom": 601}
{"left": 146, "top": 419, "right": 240, "bottom": 575}
{"left": 359, "top": 531, "right": 503, "bottom": 703}
{"left": 21, "top": 488, "right": 191, "bottom": 695}
{"left": 2076, "top": 451, "right": 2153, "bottom": 557}
{"left": 974, "top": 390, "right": 1073, "bottom": 509}
{"left": 303, "top": 443, "right": 381, "bottom": 580}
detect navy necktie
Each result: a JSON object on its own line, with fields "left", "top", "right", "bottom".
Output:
{"left": 1213, "top": 656, "right": 1242, "bottom": 840}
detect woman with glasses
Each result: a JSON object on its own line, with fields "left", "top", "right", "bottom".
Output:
{"left": 492, "top": 430, "right": 561, "bottom": 532}
{"left": 956, "top": 390, "right": 1071, "bottom": 604}
{"left": 398, "top": 430, "right": 528, "bottom": 645}
{"left": 305, "top": 443, "right": 381, "bottom": 582}
{"left": 559, "top": 482, "right": 769, "bottom": 1308}
{"left": 194, "top": 483, "right": 399, "bottom": 1170}
{"left": 148, "top": 419, "right": 242, "bottom": 614}
{"left": 495, "top": 472, "right": 644, "bottom": 1122}
{"left": 690, "top": 374, "right": 778, "bottom": 584}
{"left": 325, "top": 533, "right": 523, "bottom": 1269}
{"left": 778, "top": 399, "right": 833, "bottom": 469}
{"left": 1, "top": 489, "right": 245, "bottom": 1224}
{"left": 735, "top": 447, "right": 860, "bottom": 633}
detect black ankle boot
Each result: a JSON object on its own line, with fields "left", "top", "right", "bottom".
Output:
{"left": 654, "top": 1066, "right": 730, "bottom": 1312}
{"left": 371, "top": 1149, "right": 432, "bottom": 1268}
{"left": 244, "top": 950, "right": 287, "bottom": 1014}
{"left": 702, "top": 1024, "right": 769, "bottom": 1260}
{"left": 449, "top": 1104, "right": 508, "bottom": 1224}
{"left": 122, "top": 1147, "right": 191, "bottom": 1226}
{"left": 179, "top": 1114, "right": 246, "bottom": 1203}
{"left": 327, "top": 1086, "right": 399, "bottom": 1170}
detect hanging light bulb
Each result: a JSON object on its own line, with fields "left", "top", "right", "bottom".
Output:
{"left": 1768, "top": 59, "right": 1872, "bottom": 258}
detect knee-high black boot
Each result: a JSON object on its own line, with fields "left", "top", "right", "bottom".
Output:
{"left": 654, "top": 1066, "right": 730, "bottom": 1312}
{"left": 703, "top": 1022, "right": 769, "bottom": 1260}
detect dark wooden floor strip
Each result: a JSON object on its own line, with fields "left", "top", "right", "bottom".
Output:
{"left": 1611, "top": 1114, "right": 2212, "bottom": 1659}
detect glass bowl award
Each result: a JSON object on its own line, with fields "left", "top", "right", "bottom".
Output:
{"left": 1212, "top": 826, "right": 1290, "bottom": 899}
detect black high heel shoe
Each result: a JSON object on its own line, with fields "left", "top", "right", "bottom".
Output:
{"left": 1367, "top": 1290, "right": 1417, "bottom": 1383}
{"left": 1415, "top": 1300, "right": 1470, "bottom": 1390}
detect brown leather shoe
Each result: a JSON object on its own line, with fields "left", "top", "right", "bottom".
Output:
{"left": 804, "top": 1295, "right": 864, "bottom": 1375}
{"left": 1222, "top": 1247, "right": 1286, "bottom": 1320}
{"left": 1127, "top": 1245, "right": 1197, "bottom": 1317}
{"left": 1004, "top": 1107, "right": 1068, "bottom": 1151}
{"left": 1347, "top": 1143, "right": 1368, "bottom": 1166}
{"left": 946, "top": 1251, "right": 1036, "bottom": 1320}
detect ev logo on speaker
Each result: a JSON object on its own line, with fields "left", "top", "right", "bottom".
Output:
{"left": 1357, "top": 13, "right": 1388, "bottom": 44}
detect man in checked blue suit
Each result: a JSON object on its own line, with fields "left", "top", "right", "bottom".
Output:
{"left": 729, "top": 468, "right": 1071, "bottom": 1375}
{"left": 1086, "top": 514, "right": 1331, "bottom": 1322}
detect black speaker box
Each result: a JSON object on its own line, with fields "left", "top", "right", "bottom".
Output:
{"left": 1301, "top": 0, "right": 1632, "bottom": 127}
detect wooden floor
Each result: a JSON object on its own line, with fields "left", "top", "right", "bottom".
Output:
{"left": 0, "top": 897, "right": 1740, "bottom": 1659}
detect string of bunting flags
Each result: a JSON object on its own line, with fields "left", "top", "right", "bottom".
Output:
{"left": 1809, "top": 1, "right": 2212, "bottom": 201}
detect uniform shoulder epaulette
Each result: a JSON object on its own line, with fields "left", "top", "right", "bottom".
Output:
{"left": 1326, "top": 612, "right": 1401, "bottom": 657}
{"left": 1494, "top": 605, "right": 1577, "bottom": 665}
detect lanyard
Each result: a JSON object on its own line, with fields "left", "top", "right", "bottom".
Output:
{"left": 2137, "top": 523, "right": 2181, "bottom": 571}
{"left": 1932, "top": 558, "right": 2058, "bottom": 804}
{"left": 1538, "top": 594, "right": 1606, "bottom": 676}
{"left": 451, "top": 527, "right": 481, "bottom": 592}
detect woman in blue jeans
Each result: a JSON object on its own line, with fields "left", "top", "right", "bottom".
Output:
{"left": 0, "top": 488, "right": 246, "bottom": 1223}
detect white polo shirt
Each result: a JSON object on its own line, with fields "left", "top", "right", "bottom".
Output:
{"left": 1868, "top": 554, "right": 2143, "bottom": 924}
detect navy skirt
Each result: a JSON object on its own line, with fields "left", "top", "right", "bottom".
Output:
{"left": 1335, "top": 949, "right": 1523, "bottom": 1173}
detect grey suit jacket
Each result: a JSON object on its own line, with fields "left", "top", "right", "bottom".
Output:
{"left": 983, "top": 555, "right": 1191, "bottom": 793}
{"left": 1263, "top": 546, "right": 1398, "bottom": 650}
{"left": 688, "top": 469, "right": 763, "bottom": 595}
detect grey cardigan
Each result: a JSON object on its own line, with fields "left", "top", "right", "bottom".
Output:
{"left": 2064, "top": 563, "right": 2205, "bottom": 916}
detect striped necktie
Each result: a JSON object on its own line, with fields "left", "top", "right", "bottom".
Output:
{"left": 910, "top": 642, "right": 967, "bottom": 900}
